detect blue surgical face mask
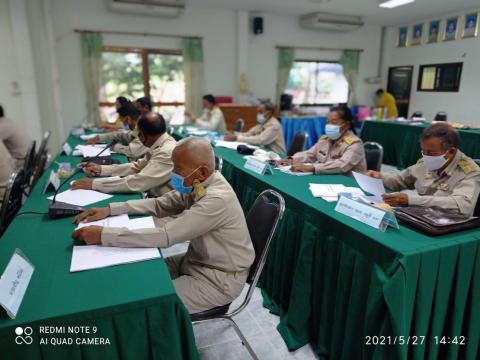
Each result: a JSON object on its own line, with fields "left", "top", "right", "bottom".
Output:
{"left": 325, "top": 124, "right": 341, "bottom": 140}
{"left": 171, "top": 167, "right": 201, "bottom": 194}
{"left": 257, "top": 114, "right": 267, "bottom": 124}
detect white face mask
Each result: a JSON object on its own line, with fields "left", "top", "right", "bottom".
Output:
{"left": 422, "top": 151, "right": 448, "bottom": 171}
{"left": 325, "top": 124, "right": 341, "bottom": 140}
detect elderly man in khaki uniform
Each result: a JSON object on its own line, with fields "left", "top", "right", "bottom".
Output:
{"left": 277, "top": 106, "right": 366, "bottom": 176}
{"left": 185, "top": 94, "right": 226, "bottom": 132}
{"left": 0, "top": 141, "right": 15, "bottom": 204}
{"left": 224, "top": 102, "right": 286, "bottom": 154}
{"left": 86, "top": 101, "right": 148, "bottom": 160}
{"left": 368, "top": 123, "right": 480, "bottom": 217}
{"left": 0, "top": 105, "right": 31, "bottom": 167}
{"left": 72, "top": 136, "right": 255, "bottom": 314}
{"left": 71, "top": 113, "right": 176, "bottom": 197}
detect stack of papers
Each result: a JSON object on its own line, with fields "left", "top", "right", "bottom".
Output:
{"left": 80, "top": 134, "right": 102, "bottom": 141}
{"left": 71, "top": 216, "right": 158, "bottom": 272}
{"left": 214, "top": 140, "right": 259, "bottom": 150}
{"left": 277, "top": 165, "right": 313, "bottom": 176}
{"left": 48, "top": 189, "right": 113, "bottom": 206}
{"left": 309, "top": 184, "right": 364, "bottom": 202}
{"left": 74, "top": 144, "right": 111, "bottom": 157}
{"left": 352, "top": 172, "right": 385, "bottom": 204}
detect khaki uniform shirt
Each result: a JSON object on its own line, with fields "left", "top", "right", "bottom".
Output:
{"left": 292, "top": 131, "right": 367, "bottom": 176}
{"left": 0, "top": 141, "right": 15, "bottom": 204}
{"left": 196, "top": 106, "right": 226, "bottom": 133}
{"left": 102, "top": 171, "right": 255, "bottom": 273}
{"left": 98, "top": 128, "right": 148, "bottom": 160}
{"left": 383, "top": 150, "right": 480, "bottom": 216}
{"left": 237, "top": 117, "right": 286, "bottom": 154}
{"left": 92, "top": 133, "right": 176, "bottom": 197}
{"left": 0, "top": 117, "right": 30, "bottom": 166}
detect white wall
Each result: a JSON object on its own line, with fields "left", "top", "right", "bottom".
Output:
{"left": 382, "top": 8, "right": 480, "bottom": 125}
{"left": 0, "top": 0, "right": 27, "bottom": 136}
{"left": 0, "top": 0, "right": 383, "bottom": 148}
{"left": 247, "top": 12, "right": 382, "bottom": 106}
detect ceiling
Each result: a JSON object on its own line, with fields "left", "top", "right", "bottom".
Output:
{"left": 187, "top": 0, "right": 479, "bottom": 25}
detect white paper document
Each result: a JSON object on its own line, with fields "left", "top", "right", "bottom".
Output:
{"left": 352, "top": 171, "right": 385, "bottom": 203}
{"left": 169, "top": 108, "right": 185, "bottom": 126}
{"left": 70, "top": 246, "right": 160, "bottom": 272}
{"left": 277, "top": 165, "right": 313, "bottom": 176}
{"left": 214, "top": 140, "right": 259, "bottom": 150}
{"left": 48, "top": 189, "right": 113, "bottom": 206}
{"left": 75, "top": 145, "right": 111, "bottom": 157}
{"left": 128, "top": 216, "right": 156, "bottom": 230}
{"left": 76, "top": 214, "right": 130, "bottom": 230}
{"left": 80, "top": 134, "right": 102, "bottom": 141}
{"left": 309, "top": 184, "right": 348, "bottom": 198}
{"left": 71, "top": 215, "right": 158, "bottom": 272}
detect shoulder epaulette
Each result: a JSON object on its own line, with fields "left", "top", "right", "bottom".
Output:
{"left": 417, "top": 158, "right": 424, "bottom": 164}
{"left": 343, "top": 135, "right": 356, "bottom": 145}
{"left": 320, "top": 135, "right": 329, "bottom": 140}
{"left": 459, "top": 159, "right": 476, "bottom": 174}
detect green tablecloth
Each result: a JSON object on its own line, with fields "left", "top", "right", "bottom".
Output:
{"left": 173, "top": 125, "right": 480, "bottom": 360}
{"left": 361, "top": 120, "right": 480, "bottom": 169}
{"left": 0, "top": 135, "right": 199, "bottom": 360}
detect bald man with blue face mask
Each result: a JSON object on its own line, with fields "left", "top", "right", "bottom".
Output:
{"left": 72, "top": 137, "right": 255, "bottom": 314}
{"left": 368, "top": 123, "right": 480, "bottom": 216}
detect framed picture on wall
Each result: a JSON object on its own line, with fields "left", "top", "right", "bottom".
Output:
{"left": 427, "top": 20, "right": 441, "bottom": 43}
{"left": 444, "top": 16, "right": 458, "bottom": 41}
{"left": 397, "top": 27, "right": 408, "bottom": 47}
{"left": 462, "top": 13, "right": 479, "bottom": 38}
{"left": 411, "top": 24, "right": 424, "bottom": 45}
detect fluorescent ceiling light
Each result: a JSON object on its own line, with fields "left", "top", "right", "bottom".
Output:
{"left": 379, "top": 0, "right": 415, "bottom": 9}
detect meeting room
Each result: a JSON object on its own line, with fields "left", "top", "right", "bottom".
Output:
{"left": 1, "top": 0, "right": 480, "bottom": 359}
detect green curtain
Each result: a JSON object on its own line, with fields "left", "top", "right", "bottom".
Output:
{"left": 183, "top": 38, "right": 205, "bottom": 117}
{"left": 339, "top": 50, "right": 360, "bottom": 106}
{"left": 80, "top": 32, "right": 103, "bottom": 126}
{"left": 276, "top": 47, "right": 295, "bottom": 106}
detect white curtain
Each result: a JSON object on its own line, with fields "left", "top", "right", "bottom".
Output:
{"left": 80, "top": 32, "right": 103, "bottom": 126}
{"left": 183, "top": 38, "right": 205, "bottom": 116}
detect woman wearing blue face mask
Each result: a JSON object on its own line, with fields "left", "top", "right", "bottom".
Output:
{"left": 367, "top": 123, "right": 480, "bottom": 216}
{"left": 277, "top": 105, "right": 367, "bottom": 176}
{"left": 224, "top": 102, "right": 286, "bottom": 154}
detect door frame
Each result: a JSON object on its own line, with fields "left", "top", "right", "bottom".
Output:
{"left": 387, "top": 65, "right": 414, "bottom": 118}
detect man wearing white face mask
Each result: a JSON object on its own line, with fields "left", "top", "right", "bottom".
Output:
{"left": 277, "top": 106, "right": 366, "bottom": 176}
{"left": 367, "top": 123, "right": 480, "bottom": 216}
{"left": 224, "top": 102, "right": 286, "bottom": 154}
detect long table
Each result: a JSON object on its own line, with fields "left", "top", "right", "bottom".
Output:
{"left": 173, "top": 129, "right": 480, "bottom": 360}
{"left": 361, "top": 120, "right": 480, "bottom": 169}
{"left": 0, "top": 135, "right": 199, "bottom": 360}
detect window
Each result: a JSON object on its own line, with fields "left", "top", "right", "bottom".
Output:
{"left": 99, "top": 46, "right": 185, "bottom": 121}
{"left": 417, "top": 62, "right": 463, "bottom": 92}
{"left": 285, "top": 61, "right": 349, "bottom": 106}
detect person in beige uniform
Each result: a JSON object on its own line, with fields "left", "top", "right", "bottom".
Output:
{"left": 277, "top": 106, "right": 366, "bottom": 176}
{"left": 72, "top": 136, "right": 255, "bottom": 314}
{"left": 185, "top": 94, "right": 226, "bottom": 132}
{"left": 86, "top": 100, "right": 148, "bottom": 160}
{"left": 71, "top": 113, "right": 176, "bottom": 197}
{"left": 224, "top": 102, "right": 286, "bottom": 154}
{"left": 0, "top": 141, "right": 15, "bottom": 204}
{"left": 0, "top": 105, "right": 31, "bottom": 167}
{"left": 368, "top": 123, "right": 480, "bottom": 216}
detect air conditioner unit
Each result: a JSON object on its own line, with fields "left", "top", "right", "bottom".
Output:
{"left": 106, "top": 0, "right": 185, "bottom": 18}
{"left": 300, "top": 13, "right": 364, "bottom": 32}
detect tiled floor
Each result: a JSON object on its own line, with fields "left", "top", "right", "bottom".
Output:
{"left": 163, "top": 164, "right": 406, "bottom": 360}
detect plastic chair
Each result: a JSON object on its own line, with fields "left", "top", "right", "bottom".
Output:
{"left": 287, "top": 131, "right": 307, "bottom": 157}
{"left": 30, "top": 150, "right": 49, "bottom": 191}
{"left": 0, "top": 169, "right": 27, "bottom": 236}
{"left": 190, "top": 190, "right": 285, "bottom": 359}
{"left": 234, "top": 119, "right": 245, "bottom": 133}
{"left": 410, "top": 111, "right": 423, "bottom": 119}
{"left": 364, "top": 142, "right": 384, "bottom": 172}
{"left": 215, "top": 155, "right": 223, "bottom": 172}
